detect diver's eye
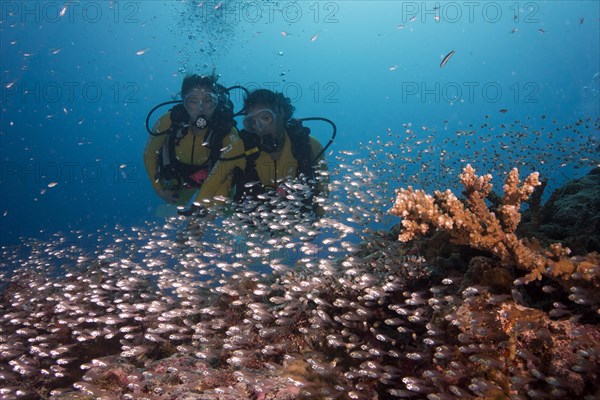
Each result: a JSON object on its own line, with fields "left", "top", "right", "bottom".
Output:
{"left": 259, "top": 111, "right": 274, "bottom": 123}
{"left": 243, "top": 109, "right": 276, "bottom": 132}
{"left": 184, "top": 91, "right": 218, "bottom": 112}
{"left": 184, "top": 97, "right": 201, "bottom": 109}
{"left": 202, "top": 94, "right": 217, "bottom": 106}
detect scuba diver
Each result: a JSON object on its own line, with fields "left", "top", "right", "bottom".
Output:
{"left": 143, "top": 73, "right": 241, "bottom": 210}
{"left": 229, "top": 89, "right": 334, "bottom": 217}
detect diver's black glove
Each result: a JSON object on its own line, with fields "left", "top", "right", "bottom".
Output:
{"left": 177, "top": 204, "right": 208, "bottom": 217}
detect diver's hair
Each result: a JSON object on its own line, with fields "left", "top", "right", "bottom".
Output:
{"left": 244, "top": 89, "right": 295, "bottom": 121}
{"left": 181, "top": 73, "right": 220, "bottom": 98}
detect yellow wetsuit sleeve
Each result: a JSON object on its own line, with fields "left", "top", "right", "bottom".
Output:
{"left": 143, "top": 113, "right": 171, "bottom": 194}
{"left": 193, "top": 127, "right": 246, "bottom": 207}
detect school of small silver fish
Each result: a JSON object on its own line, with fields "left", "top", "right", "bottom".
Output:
{"left": 1, "top": 114, "right": 599, "bottom": 399}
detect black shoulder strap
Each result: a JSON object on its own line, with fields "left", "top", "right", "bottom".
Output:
{"left": 167, "top": 104, "right": 188, "bottom": 147}
{"left": 232, "top": 130, "right": 262, "bottom": 202}
{"left": 287, "top": 119, "right": 323, "bottom": 215}
{"left": 206, "top": 98, "right": 236, "bottom": 167}
{"left": 156, "top": 124, "right": 185, "bottom": 186}
{"left": 286, "top": 119, "right": 314, "bottom": 180}
{"left": 161, "top": 106, "right": 210, "bottom": 184}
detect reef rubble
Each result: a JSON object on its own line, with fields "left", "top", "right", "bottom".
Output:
{"left": 0, "top": 166, "right": 598, "bottom": 399}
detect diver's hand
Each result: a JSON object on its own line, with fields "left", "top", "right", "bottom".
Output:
{"left": 157, "top": 188, "right": 179, "bottom": 204}
{"left": 177, "top": 204, "right": 208, "bottom": 217}
{"left": 176, "top": 205, "right": 213, "bottom": 244}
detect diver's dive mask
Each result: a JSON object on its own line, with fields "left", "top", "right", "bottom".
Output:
{"left": 183, "top": 89, "right": 219, "bottom": 122}
{"left": 243, "top": 108, "right": 276, "bottom": 134}
{"left": 243, "top": 108, "right": 284, "bottom": 152}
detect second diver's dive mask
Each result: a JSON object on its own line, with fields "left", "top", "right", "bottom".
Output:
{"left": 243, "top": 108, "right": 276, "bottom": 134}
{"left": 183, "top": 88, "right": 219, "bottom": 125}
{"left": 243, "top": 108, "right": 284, "bottom": 152}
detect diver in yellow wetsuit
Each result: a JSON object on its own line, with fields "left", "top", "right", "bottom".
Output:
{"left": 233, "top": 89, "right": 335, "bottom": 215}
{"left": 143, "top": 74, "right": 240, "bottom": 211}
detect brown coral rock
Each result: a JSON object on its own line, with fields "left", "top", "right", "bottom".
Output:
{"left": 390, "top": 165, "right": 600, "bottom": 289}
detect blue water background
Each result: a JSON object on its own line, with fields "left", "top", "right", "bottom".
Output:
{"left": 1, "top": 0, "right": 599, "bottom": 246}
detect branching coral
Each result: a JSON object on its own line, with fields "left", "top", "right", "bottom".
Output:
{"left": 390, "top": 165, "right": 600, "bottom": 286}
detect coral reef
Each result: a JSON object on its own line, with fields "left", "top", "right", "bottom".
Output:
{"left": 520, "top": 167, "right": 600, "bottom": 254}
{"left": 390, "top": 164, "right": 600, "bottom": 288}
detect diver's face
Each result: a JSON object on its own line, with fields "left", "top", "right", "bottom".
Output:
{"left": 183, "top": 87, "right": 218, "bottom": 121}
{"left": 243, "top": 106, "right": 278, "bottom": 137}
